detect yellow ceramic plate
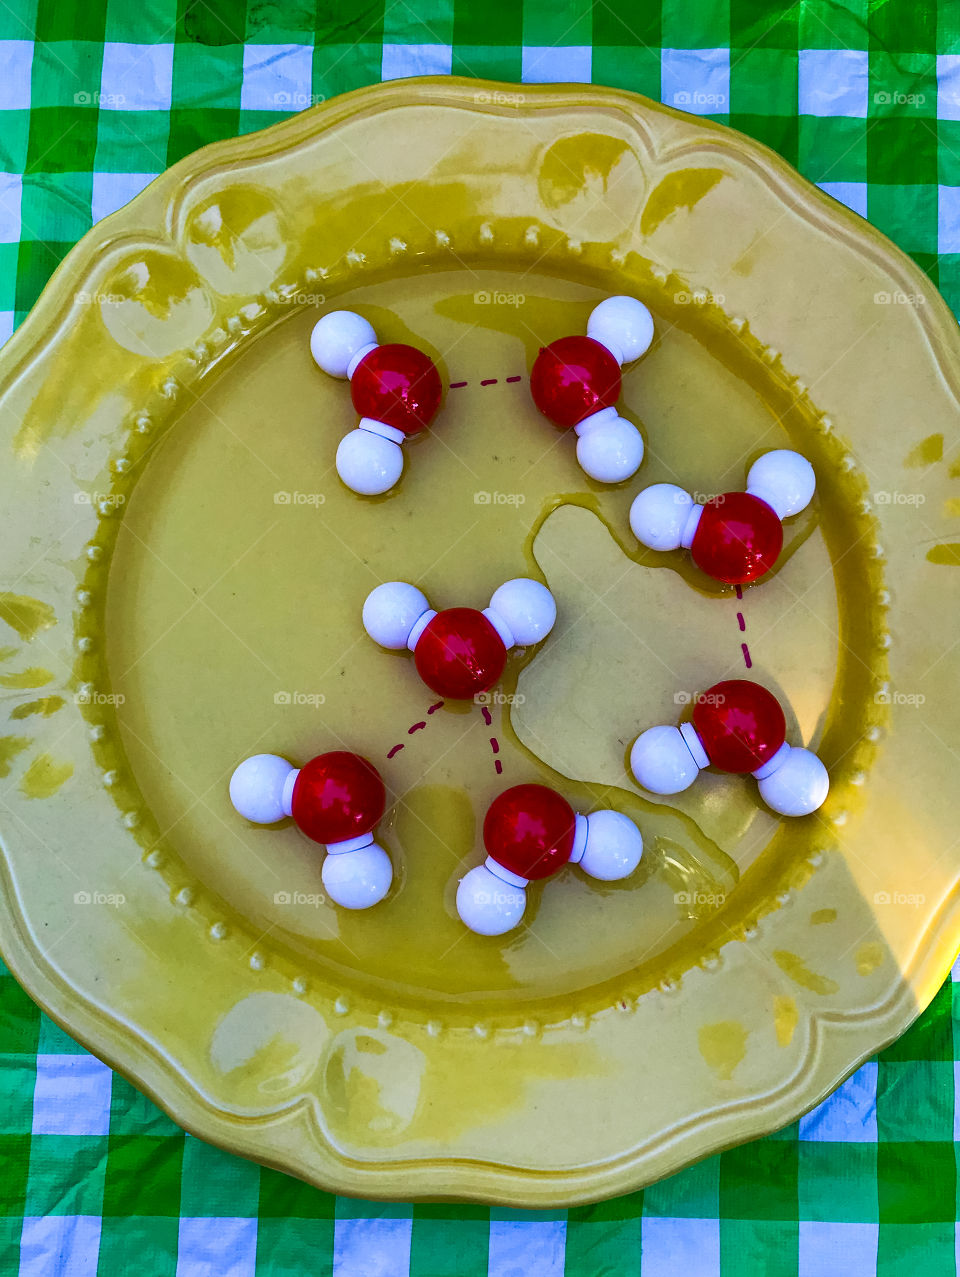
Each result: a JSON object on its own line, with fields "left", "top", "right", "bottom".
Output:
{"left": 1, "top": 78, "right": 959, "bottom": 1207}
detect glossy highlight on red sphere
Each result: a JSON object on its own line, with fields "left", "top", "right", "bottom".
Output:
{"left": 529, "top": 335, "right": 622, "bottom": 429}
{"left": 483, "top": 783, "right": 576, "bottom": 881}
{"left": 692, "top": 680, "right": 786, "bottom": 774}
{"left": 290, "top": 751, "right": 386, "bottom": 845}
{"left": 690, "top": 492, "right": 784, "bottom": 584}
{"left": 351, "top": 343, "right": 443, "bottom": 436}
{"left": 414, "top": 608, "right": 507, "bottom": 700}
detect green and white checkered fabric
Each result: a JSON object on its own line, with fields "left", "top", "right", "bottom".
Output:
{"left": 2, "top": 959, "right": 958, "bottom": 1274}
{"left": 3, "top": 1, "right": 960, "bottom": 1272}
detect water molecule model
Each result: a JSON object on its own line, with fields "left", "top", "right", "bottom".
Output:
{"left": 362, "top": 577, "right": 557, "bottom": 700}
{"left": 310, "top": 310, "right": 443, "bottom": 496}
{"left": 229, "top": 750, "right": 393, "bottom": 908}
{"left": 629, "top": 449, "right": 816, "bottom": 584}
{"left": 629, "top": 679, "right": 830, "bottom": 817}
{"left": 530, "top": 295, "right": 654, "bottom": 483}
{"left": 456, "top": 783, "right": 645, "bottom": 935}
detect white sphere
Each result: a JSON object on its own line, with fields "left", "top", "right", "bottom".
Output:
{"left": 587, "top": 295, "right": 655, "bottom": 364}
{"left": 576, "top": 417, "right": 644, "bottom": 483}
{"left": 579, "top": 810, "right": 644, "bottom": 880}
{"left": 336, "top": 429, "right": 403, "bottom": 496}
{"left": 456, "top": 864, "right": 526, "bottom": 936}
{"left": 321, "top": 842, "right": 393, "bottom": 909}
{"left": 630, "top": 725, "right": 701, "bottom": 795}
{"left": 229, "top": 754, "right": 294, "bottom": 824}
{"left": 363, "top": 581, "right": 430, "bottom": 649}
{"left": 747, "top": 450, "right": 816, "bottom": 520}
{"left": 757, "top": 746, "right": 829, "bottom": 817}
{"left": 488, "top": 578, "right": 557, "bottom": 647}
{"left": 310, "top": 310, "right": 377, "bottom": 378}
{"left": 629, "top": 484, "right": 694, "bottom": 551}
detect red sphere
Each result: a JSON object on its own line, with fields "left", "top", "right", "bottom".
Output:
{"left": 351, "top": 343, "right": 443, "bottom": 436}
{"left": 692, "top": 680, "right": 786, "bottom": 774}
{"left": 690, "top": 492, "right": 783, "bottom": 584}
{"left": 483, "top": 783, "right": 576, "bottom": 881}
{"left": 530, "top": 335, "right": 622, "bottom": 429}
{"left": 414, "top": 608, "right": 506, "bottom": 700}
{"left": 291, "top": 751, "right": 386, "bottom": 845}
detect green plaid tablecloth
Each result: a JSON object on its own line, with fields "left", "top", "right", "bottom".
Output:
{"left": 3, "top": 1, "right": 960, "bottom": 1272}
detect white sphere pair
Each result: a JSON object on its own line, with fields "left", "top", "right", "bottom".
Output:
{"left": 228, "top": 753, "right": 392, "bottom": 910}
{"left": 456, "top": 809, "right": 644, "bottom": 936}
{"left": 574, "top": 296, "right": 654, "bottom": 485}
{"left": 629, "top": 450, "right": 816, "bottom": 551}
{"left": 362, "top": 577, "right": 557, "bottom": 653}
{"left": 629, "top": 728, "right": 829, "bottom": 817}
{"left": 310, "top": 310, "right": 409, "bottom": 498}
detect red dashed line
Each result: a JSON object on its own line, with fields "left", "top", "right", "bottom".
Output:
{"left": 386, "top": 701, "right": 444, "bottom": 760}
{"left": 449, "top": 376, "right": 523, "bottom": 389}
{"left": 476, "top": 705, "right": 501, "bottom": 773}
{"left": 735, "top": 587, "right": 750, "bottom": 667}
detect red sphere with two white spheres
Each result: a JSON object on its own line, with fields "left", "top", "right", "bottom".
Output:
{"left": 310, "top": 310, "right": 443, "bottom": 496}
{"left": 362, "top": 577, "right": 557, "bottom": 700}
{"left": 229, "top": 750, "right": 392, "bottom": 908}
{"left": 630, "top": 679, "right": 830, "bottom": 817}
{"left": 530, "top": 295, "right": 654, "bottom": 483}
{"left": 629, "top": 450, "right": 816, "bottom": 585}
{"left": 456, "top": 783, "right": 645, "bottom": 936}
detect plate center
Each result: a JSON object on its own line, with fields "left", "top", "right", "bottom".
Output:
{"left": 103, "top": 267, "right": 844, "bottom": 1011}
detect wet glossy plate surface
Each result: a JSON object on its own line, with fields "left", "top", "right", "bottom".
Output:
{"left": 0, "top": 78, "right": 958, "bottom": 1206}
